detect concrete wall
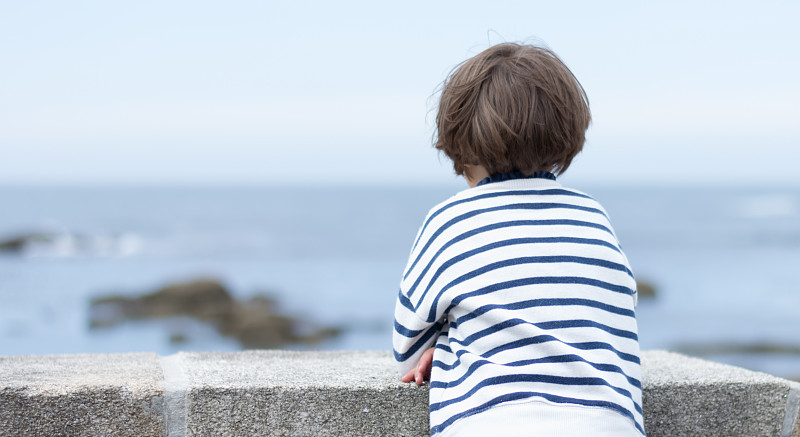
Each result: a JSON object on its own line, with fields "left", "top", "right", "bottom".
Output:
{"left": 1, "top": 350, "right": 798, "bottom": 437}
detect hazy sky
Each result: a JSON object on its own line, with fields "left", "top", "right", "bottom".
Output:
{"left": 1, "top": 1, "right": 798, "bottom": 187}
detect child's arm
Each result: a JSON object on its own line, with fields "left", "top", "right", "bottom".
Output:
{"left": 401, "top": 346, "right": 435, "bottom": 385}
{"left": 393, "top": 208, "right": 451, "bottom": 379}
{"left": 393, "top": 298, "right": 445, "bottom": 378}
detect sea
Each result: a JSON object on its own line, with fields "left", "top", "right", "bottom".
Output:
{"left": 1, "top": 184, "right": 799, "bottom": 379}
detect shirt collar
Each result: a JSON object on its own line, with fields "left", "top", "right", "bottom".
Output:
{"left": 476, "top": 171, "right": 556, "bottom": 187}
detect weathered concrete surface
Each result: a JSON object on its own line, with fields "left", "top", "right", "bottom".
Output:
{"left": 0, "top": 353, "right": 165, "bottom": 437}
{"left": 641, "top": 350, "right": 800, "bottom": 437}
{"left": 791, "top": 383, "right": 800, "bottom": 437}
{"left": 179, "top": 350, "right": 428, "bottom": 437}
{"left": 1, "top": 350, "right": 799, "bottom": 436}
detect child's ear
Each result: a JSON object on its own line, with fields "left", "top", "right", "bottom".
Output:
{"left": 463, "top": 164, "right": 488, "bottom": 188}
{"left": 463, "top": 164, "right": 473, "bottom": 177}
{"left": 463, "top": 165, "right": 476, "bottom": 187}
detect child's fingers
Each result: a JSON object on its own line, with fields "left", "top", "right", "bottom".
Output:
{"left": 423, "top": 358, "right": 432, "bottom": 381}
{"left": 415, "top": 348, "right": 435, "bottom": 385}
{"left": 401, "top": 347, "right": 436, "bottom": 385}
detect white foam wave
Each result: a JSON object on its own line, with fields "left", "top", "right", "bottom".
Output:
{"left": 21, "top": 232, "right": 143, "bottom": 258}
{"left": 735, "top": 194, "right": 799, "bottom": 219}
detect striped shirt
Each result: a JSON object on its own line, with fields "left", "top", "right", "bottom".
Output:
{"left": 393, "top": 176, "right": 644, "bottom": 436}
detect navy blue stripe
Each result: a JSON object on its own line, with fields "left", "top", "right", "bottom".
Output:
{"left": 405, "top": 218, "right": 618, "bottom": 300}
{"left": 429, "top": 373, "right": 641, "bottom": 416}
{"left": 404, "top": 202, "right": 608, "bottom": 280}
{"left": 393, "top": 319, "right": 426, "bottom": 338}
{"left": 411, "top": 189, "right": 593, "bottom": 252}
{"left": 397, "top": 291, "right": 414, "bottom": 313}
{"left": 435, "top": 340, "right": 638, "bottom": 371}
{"left": 534, "top": 319, "right": 638, "bottom": 340}
{"left": 392, "top": 321, "right": 444, "bottom": 362}
{"left": 430, "top": 391, "right": 644, "bottom": 435}
{"left": 413, "top": 255, "right": 632, "bottom": 318}
{"left": 449, "top": 318, "right": 637, "bottom": 349}
{"left": 480, "top": 334, "right": 640, "bottom": 364}
{"left": 432, "top": 353, "right": 641, "bottom": 389}
{"left": 428, "top": 276, "right": 634, "bottom": 322}
{"left": 457, "top": 298, "right": 635, "bottom": 326}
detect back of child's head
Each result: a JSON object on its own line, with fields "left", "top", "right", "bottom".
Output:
{"left": 435, "top": 42, "right": 591, "bottom": 178}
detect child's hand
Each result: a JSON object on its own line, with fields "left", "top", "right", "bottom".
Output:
{"left": 401, "top": 347, "right": 435, "bottom": 385}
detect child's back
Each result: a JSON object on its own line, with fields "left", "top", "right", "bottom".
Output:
{"left": 393, "top": 43, "right": 644, "bottom": 436}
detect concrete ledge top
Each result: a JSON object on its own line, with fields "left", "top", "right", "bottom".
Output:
{"left": 1, "top": 350, "right": 799, "bottom": 437}
{"left": 177, "top": 350, "right": 401, "bottom": 389}
{"left": 642, "top": 350, "right": 790, "bottom": 386}
{"left": 0, "top": 352, "right": 162, "bottom": 395}
{"left": 3, "top": 349, "right": 791, "bottom": 390}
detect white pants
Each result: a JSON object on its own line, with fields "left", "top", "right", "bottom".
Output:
{"left": 437, "top": 399, "right": 642, "bottom": 437}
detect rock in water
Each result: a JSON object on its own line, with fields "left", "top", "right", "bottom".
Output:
{"left": 138, "top": 279, "right": 236, "bottom": 322}
{"left": 89, "top": 279, "right": 341, "bottom": 348}
{"left": 0, "top": 233, "right": 54, "bottom": 253}
{"left": 90, "top": 279, "right": 235, "bottom": 326}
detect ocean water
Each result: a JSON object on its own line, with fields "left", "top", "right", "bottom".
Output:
{"left": 1, "top": 184, "right": 799, "bottom": 379}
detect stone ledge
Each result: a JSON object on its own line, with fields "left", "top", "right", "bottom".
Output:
{"left": 0, "top": 353, "right": 165, "bottom": 436}
{"left": 641, "top": 351, "right": 799, "bottom": 437}
{"left": 178, "top": 351, "right": 428, "bottom": 437}
{"left": 0, "top": 350, "right": 798, "bottom": 436}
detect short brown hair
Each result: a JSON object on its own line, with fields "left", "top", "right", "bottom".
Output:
{"left": 434, "top": 43, "right": 591, "bottom": 178}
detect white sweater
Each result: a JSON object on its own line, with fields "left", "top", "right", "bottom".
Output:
{"left": 393, "top": 177, "right": 644, "bottom": 436}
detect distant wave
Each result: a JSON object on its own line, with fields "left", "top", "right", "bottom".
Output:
{"left": 735, "top": 194, "right": 798, "bottom": 219}
{"left": 0, "top": 230, "right": 141, "bottom": 258}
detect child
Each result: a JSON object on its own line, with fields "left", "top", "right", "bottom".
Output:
{"left": 393, "top": 43, "right": 644, "bottom": 436}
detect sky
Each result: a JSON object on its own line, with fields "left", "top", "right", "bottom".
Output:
{"left": 1, "top": 1, "right": 798, "bottom": 187}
